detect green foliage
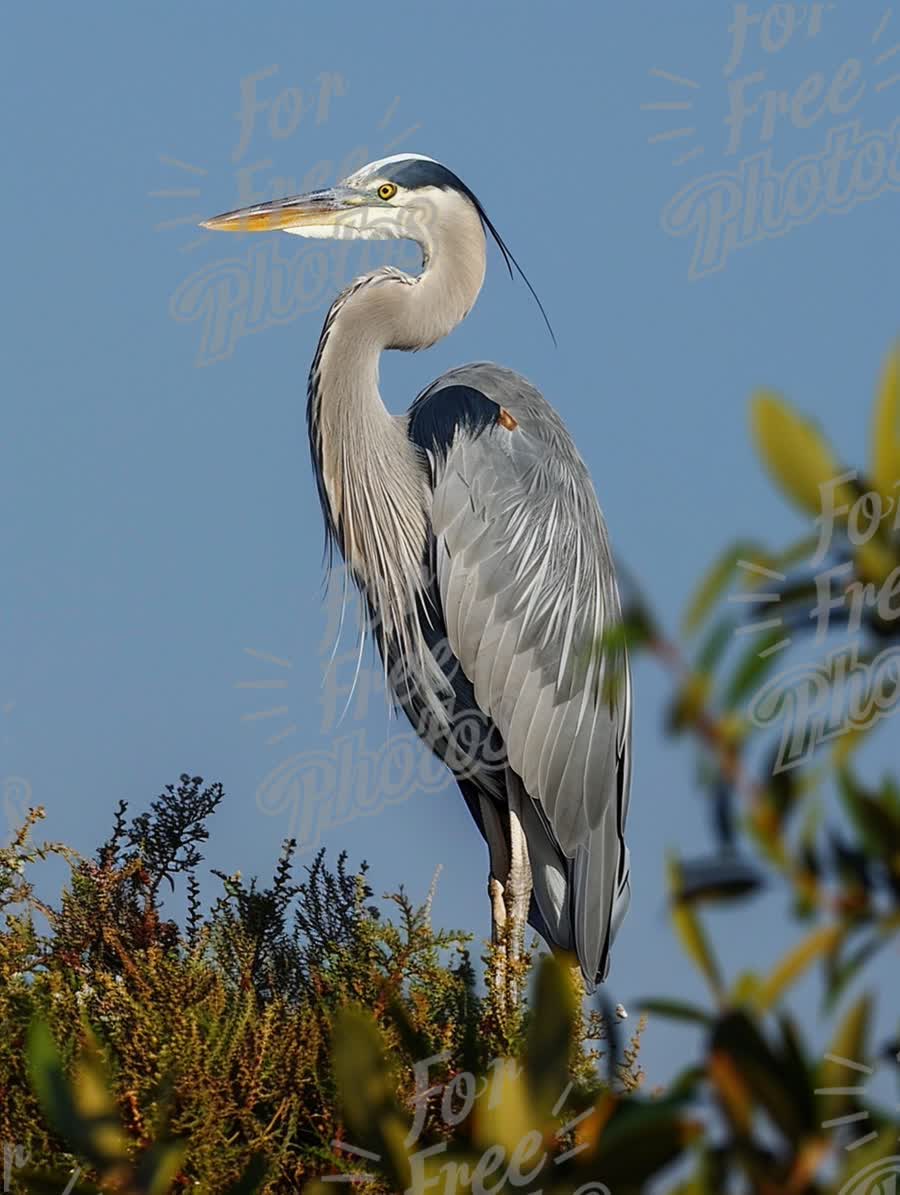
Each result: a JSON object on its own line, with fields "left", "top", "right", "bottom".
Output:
{"left": 307, "top": 954, "right": 680, "bottom": 1195}
{"left": 618, "top": 343, "right": 900, "bottom": 1192}
{"left": 0, "top": 785, "right": 639, "bottom": 1193}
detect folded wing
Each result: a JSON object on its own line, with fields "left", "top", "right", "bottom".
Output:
{"left": 408, "top": 364, "right": 632, "bottom": 984}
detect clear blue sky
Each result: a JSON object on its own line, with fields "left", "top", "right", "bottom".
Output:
{"left": 2, "top": 3, "right": 898, "bottom": 1085}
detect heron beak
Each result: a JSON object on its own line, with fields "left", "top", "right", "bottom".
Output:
{"left": 201, "top": 185, "right": 364, "bottom": 232}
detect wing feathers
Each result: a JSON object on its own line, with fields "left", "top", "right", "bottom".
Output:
{"left": 408, "top": 370, "right": 632, "bottom": 984}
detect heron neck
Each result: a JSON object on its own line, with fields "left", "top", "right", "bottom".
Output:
{"left": 306, "top": 275, "right": 428, "bottom": 605}
{"left": 307, "top": 210, "right": 487, "bottom": 570}
{"left": 403, "top": 205, "right": 488, "bottom": 348}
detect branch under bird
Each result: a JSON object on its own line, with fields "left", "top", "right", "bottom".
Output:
{"left": 203, "top": 151, "right": 633, "bottom": 1002}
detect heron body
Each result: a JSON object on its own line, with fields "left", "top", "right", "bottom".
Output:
{"left": 204, "top": 153, "right": 632, "bottom": 990}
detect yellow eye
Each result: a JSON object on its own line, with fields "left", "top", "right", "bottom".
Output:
{"left": 377, "top": 182, "right": 397, "bottom": 201}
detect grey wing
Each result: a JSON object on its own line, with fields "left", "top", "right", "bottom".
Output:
{"left": 412, "top": 363, "right": 632, "bottom": 985}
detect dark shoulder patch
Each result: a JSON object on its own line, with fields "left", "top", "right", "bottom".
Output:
{"left": 407, "top": 384, "right": 500, "bottom": 457}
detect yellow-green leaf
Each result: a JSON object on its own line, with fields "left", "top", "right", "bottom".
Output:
{"left": 473, "top": 1058, "right": 536, "bottom": 1157}
{"left": 751, "top": 390, "right": 855, "bottom": 517}
{"left": 832, "top": 719, "right": 880, "bottom": 770}
{"left": 755, "top": 924, "right": 843, "bottom": 1011}
{"left": 136, "top": 1141, "right": 189, "bottom": 1195}
{"left": 27, "top": 1018, "right": 130, "bottom": 1168}
{"left": 836, "top": 1127, "right": 900, "bottom": 1192}
{"left": 728, "top": 970, "right": 762, "bottom": 1007}
{"left": 524, "top": 955, "right": 576, "bottom": 1122}
{"left": 818, "top": 994, "right": 871, "bottom": 1124}
{"left": 667, "top": 857, "right": 723, "bottom": 1001}
{"left": 709, "top": 1049, "right": 752, "bottom": 1134}
{"left": 854, "top": 536, "right": 899, "bottom": 586}
{"left": 667, "top": 672, "right": 712, "bottom": 734}
{"left": 331, "top": 1009, "right": 410, "bottom": 1188}
{"left": 871, "top": 345, "right": 900, "bottom": 508}
{"left": 681, "top": 540, "right": 773, "bottom": 636}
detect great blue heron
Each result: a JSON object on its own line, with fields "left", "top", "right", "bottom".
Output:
{"left": 203, "top": 153, "right": 632, "bottom": 997}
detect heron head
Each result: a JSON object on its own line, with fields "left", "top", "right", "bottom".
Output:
{"left": 200, "top": 153, "right": 480, "bottom": 247}
{"left": 202, "top": 152, "right": 554, "bottom": 341}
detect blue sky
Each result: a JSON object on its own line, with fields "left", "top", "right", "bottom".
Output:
{"left": 2, "top": 2, "right": 898, "bottom": 1087}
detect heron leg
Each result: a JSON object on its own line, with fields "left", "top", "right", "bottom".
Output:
{"left": 489, "top": 876, "right": 507, "bottom": 944}
{"left": 504, "top": 773, "right": 533, "bottom": 1012}
{"left": 478, "top": 794, "right": 511, "bottom": 1015}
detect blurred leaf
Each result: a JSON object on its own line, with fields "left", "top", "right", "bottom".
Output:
{"left": 817, "top": 994, "right": 871, "bottom": 1125}
{"left": 637, "top": 999, "right": 712, "bottom": 1026}
{"left": 728, "top": 971, "right": 762, "bottom": 1007}
{"left": 791, "top": 848, "right": 822, "bottom": 920}
{"left": 746, "top": 797, "right": 790, "bottom": 871}
{"left": 682, "top": 541, "right": 773, "bottom": 636}
{"left": 601, "top": 608, "right": 656, "bottom": 656}
{"left": 879, "top": 773, "right": 900, "bottom": 817}
{"left": 750, "top": 390, "right": 855, "bottom": 517}
{"left": 523, "top": 954, "right": 576, "bottom": 1122}
{"left": 711, "top": 778, "right": 736, "bottom": 849}
{"left": 871, "top": 344, "right": 900, "bottom": 509}
{"left": 27, "top": 1018, "right": 130, "bottom": 1168}
{"left": 765, "top": 747, "right": 801, "bottom": 823}
{"left": 473, "top": 1057, "right": 535, "bottom": 1159}
{"left": 667, "top": 857, "right": 723, "bottom": 1001}
{"left": 331, "top": 1008, "right": 410, "bottom": 1189}
{"left": 831, "top": 718, "right": 881, "bottom": 772}
{"left": 72, "top": 1036, "right": 132, "bottom": 1164}
{"left": 732, "top": 712, "right": 755, "bottom": 756}
{"left": 762, "top": 573, "right": 822, "bottom": 609}
{"left": 756, "top": 924, "right": 842, "bottom": 1012}
{"left": 676, "top": 855, "right": 765, "bottom": 906}
{"left": 834, "top": 1127, "right": 900, "bottom": 1193}
{"left": 854, "top": 536, "right": 899, "bottom": 585}
{"left": 708, "top": 1048, "right": 752, "bottom": 1135}
{"left": 825, "top": 922, "right": 899, "bottom": 1012}
{"left": 721, "top": 626, "right": 787, "bottom": 710}
{"left": 572, "top": 1088, "right": 617, "bottom": 1156}
{"left": 575, "top": 1097, "right": 699, "bottom": 1189}
{"left": 777, "top": 1013, "right": 816, "bottom": 1133}
{"left": 666, "top": 1065, "right": 707, "bottom": 1102}
{"left": 785, "top": 798, "right": 825, "bottom": 917}
{"left": 710, "top": 1011, "right": 806, "bottom": 1143}
{"left": 134, "top": 1141, "right": 188, "bottom": 1195}
{"left": 838, "top": 766, "right": 900, "bottom": 862}
{"left": 830, "top": 832, "right": 874, "bottom": 913}
{"left": 666, "top": 672, "right": 711, "bottom": 735}
{"left": 695, "top": 618, "right": 734, "bottom": 674}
